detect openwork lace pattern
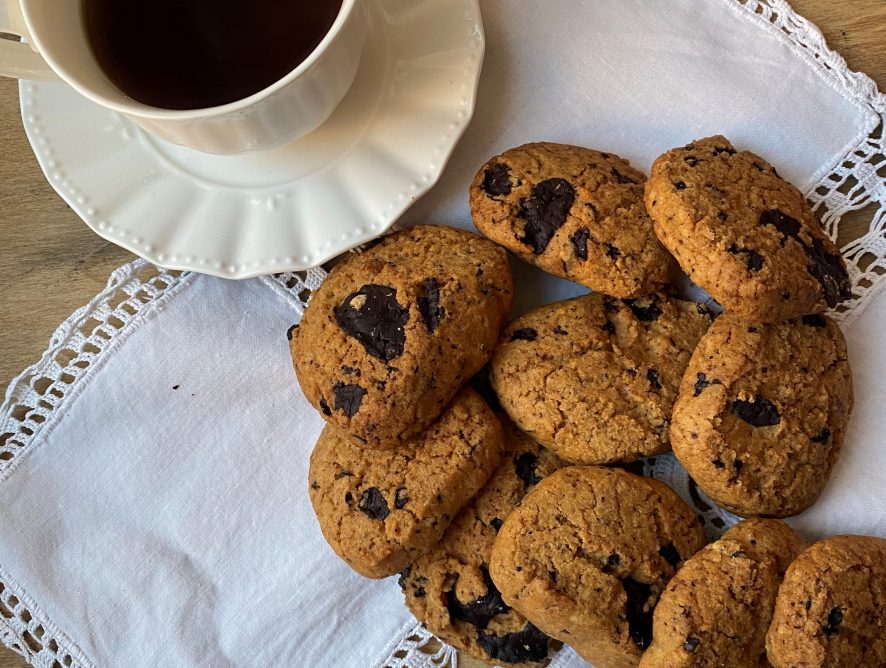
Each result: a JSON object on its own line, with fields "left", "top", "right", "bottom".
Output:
{"left": 381, "top": 624, "right": 456, "bottom": 668}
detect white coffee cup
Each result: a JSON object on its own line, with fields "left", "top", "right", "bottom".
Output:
{"left": 0, "top": 0, "right": 366, "bottom": 154}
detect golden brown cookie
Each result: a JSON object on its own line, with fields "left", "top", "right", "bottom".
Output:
{"left": 670, "top": 312, "right": 852, "bottom": 517}
{"left": 639, "top": 519, "right": 806, "bottom": 668}
{"left": 489, "top": 466, "right": 707, "bottom": 668}
{"left": 470, "top": 142, "right": 673, "bottom": 297}
{"left": 401, "top": 421, "right": 567, "bottom": 666}
{"left": 767, "top": 535, "right": 886, "bottom": 668}
{"left": 308, "top": 388, "right": 505, "bottom": 579}
{"left": 489, "top": 293, "right": 712, "bottom": 465}
{"left": 291, "top": 224, "right": 513, "bottom": 449}
{"left": 645, "top": 135, "right": 851, "bottom": 323}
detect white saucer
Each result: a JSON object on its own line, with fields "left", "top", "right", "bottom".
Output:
{"left": 20, "top": 0, "right": 484, "bottom": 278}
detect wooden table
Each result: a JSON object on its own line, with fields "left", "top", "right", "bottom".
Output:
{"left": 0, "top": 1, "right": 883, "bottom": 666}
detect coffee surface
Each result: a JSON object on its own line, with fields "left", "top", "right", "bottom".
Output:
{"left": 84, "top": 0, "right": 343, "bottom": 110}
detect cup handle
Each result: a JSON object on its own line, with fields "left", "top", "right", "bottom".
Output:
{"left": 0, "top": 0, "right": 58, "bottom": 81}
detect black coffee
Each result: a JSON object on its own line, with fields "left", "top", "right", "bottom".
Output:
{"left": 83, "top": 0, "right": 343, "bottom": 110}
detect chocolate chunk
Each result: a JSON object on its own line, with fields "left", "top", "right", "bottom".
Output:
{"left": 490, "top": 517, "right": 504, "bottom": 531}
{"left": 684, "top": 636, "right": 700, "bottom": 652}
{"left": 624, "top": 299, "right": 663, "bottom": 322}
{"left": 333, "top": 382, "right": 367, "bottom": 417}
{"left": 553, "top": 325, "right": 568, "bottom": 336}
{"left": 358, "top": 487, "right": 390, "bottom": 520}
{"left": 603, "top": 553, "right": 621, "bottom": 573}
{"left": 510, "top": 328, "right": 538, "bottom": 342}
{"left": 732, "top": 396, "right": 780, "bottom": 427}
{"left": 570, "top": 228, "right": 590, "bottom": 260}
{"left": 693, "top": 373, "right": 723, "bottom": 397}
{"left": 417, "top": 278, "right": 445, "bottom": 333}
{"left": 318, "top": 398, "right": 332, "bottom": 416}
{"left": 517, "top": 178, "right": 576, "bottom": 254}
{"left": 822, "top": 607, "right": 843, "bottom": 637}
{"left": 397, "top": 567, "right": 411, "bottom": 590}
{"left": 414, "top": 587, "right": 426, "bottom": 598}
{"left": 802, "top": 314, "right": 827, "bottom": 327}
{"left": 344, "top": 491, "right": 353, "bottom": 504}
{"left": 658, "top": 543, "right": 681, "bottom": 568}
{"left": 311, "top": 480, "right": 320, "bottom": 490}
{"left": 622, "top": 577, "right": 654, "bottom": 650}
{"left": 713, "top": 146, "right": 736, "bottom": 156}
{"left": 481, "top": 163, "right": 513, "bottom": 197}
{"left": 727, "top": 244, "right": 764, "bottom": 271}
{"left": 341, "top": 365, "right": 361, "bottom": 376}
{"left": 712, "top": 459, "right": 725, "bottom": 469}
{"left": 548, "top": 569, "right": 559, "bottom": 583}
{"left": 394, "top": 487, "right": 410, "bottom": 509}
{"left": 603, "top": 297, "right": 620, "bottom": 314}
{"left": 760, "top": 209, "right": 802, "bottom": 244}
{"left": 334, "top": 284, "right": 409, "bottom": 361}
{"left": 606, "top": 243, "right": 621, "bottom": 260}
{"left": 806, "top": 237, "right": 851, "bottom": 307}
{"left": 811, "top": 428, "right": 831, "bottom": 444}
{"left": 647, "top": 368, "right": 662, "bottom": 391}
{"left": 674, "top": 180, "right": 687, "bottom": 190}
{"left": 611, "top": 167, "right": 637, "bottom": 184}
{"left": 446, "top": 568, "right": 508, "bottom": 629}
{"left": 684, "top": 156, "right": 699, "bottom": 167}
{"left": 286, "top": 324, "right": 298, "bottom": 341}
{"left": 477, "top": 623, "right": 549, "bottom": 664}
{"left": 514, "top": 452, "right": 542, "bottom": 486}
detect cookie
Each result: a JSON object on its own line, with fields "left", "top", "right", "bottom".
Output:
{"left": 489, "top": 293, "right": 712, "bottom": 465}
{"left": 767, "top": 535, "right": 886, "bottom": 667}
{"left": 470, "top": 142, "right": 673, "bottom": 298}
{"left": 401, "top": 421, "right": 567, "bottom": 666}
{"left": 489, "top": 466, "right": 706, "bottom": 668}
{"left": 645, "top": 135, "right": 851, "bottom": 322}
{"left": 291, "top": 224, "right": 513, "bottom": 449}
{"left": 308, "top": 387, "right": 505, "bottom": 579}
{"left": 670, "top": 312, "right": 852, "bottom": 517}
{"left": 639, "top": 518, "right": 806, "bottom": 668}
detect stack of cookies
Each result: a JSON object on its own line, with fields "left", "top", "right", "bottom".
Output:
{"left": 289, "top": 136, "right": 885, "bottom": 667}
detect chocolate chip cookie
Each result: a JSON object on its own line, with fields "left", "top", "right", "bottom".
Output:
{"left": 670, "top": 312, "right": 852, "bottom": 517}
{"left": 291, "top": 224, "right": 513, "bottom": 449}
{"left": 645, "top": 135, "right": 851, "bottom": 322}
{"left": 639, "top": 518, "right": 806, "bottom": 668}
{"left": 401, "top": 421, "right": 566, "bottom": 666}
{"left": 308, "top": 387, "right": 505, "bottom": 579}
{"left": 489, "top": 293, "right": 712, "bottom": 465}
{"left": 767, "top": 535, "right": 886, "bottom": 667}
{"left": 470, "top": 142, "right": 674, "bottom": 297}
{"left": 489, "top": 466, "right": 706, "bottom": 668}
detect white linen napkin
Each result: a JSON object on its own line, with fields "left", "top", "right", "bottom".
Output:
{"left": 1, "top": 1, "right": 883, "bottom": 666}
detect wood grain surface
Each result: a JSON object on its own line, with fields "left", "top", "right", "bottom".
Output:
{"left": 0, "top": 1, "right": 883, "bottom": 666}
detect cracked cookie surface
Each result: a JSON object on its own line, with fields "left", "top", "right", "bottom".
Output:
{"left": 644, "top": 135, "right": 851, "bottom": 322}
{"left": 766, "top": 535, "right": 886, "bottom": 668}
{"left": 489, "top": 466, "right": 706, "bottom": 668}
{"left": 670, "top": 312, "right": 852, "bottom": 517}
{"left": 308, "top": 387, "right": 504, "bottom": 579}
{"left": 401, "top": 421, "right": 567, "bottom": 666}
{"left": 489, "top": 293, "right": 712, "bottom": 465}
{"left": 639, "top": 518, "right": 805, "bottom": 668}
{"left": 470, "top": 142, "right": 673, "bottom": 298}
{"left": 291, "top": 224, "right": 513, "bottom": 449}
